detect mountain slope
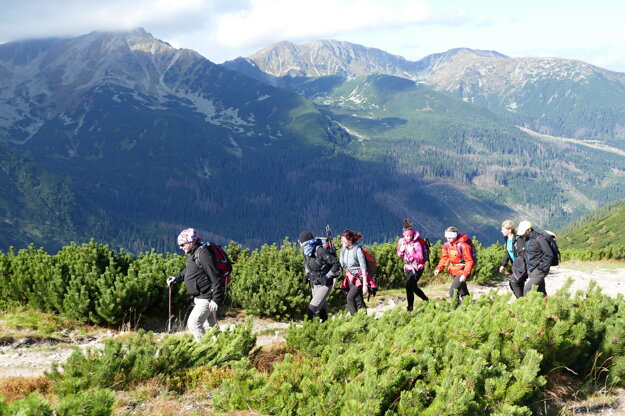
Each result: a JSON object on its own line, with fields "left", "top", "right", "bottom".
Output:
{"left": 0, "top": 144, "right": 145, "bottom": 252}
{"left": 294, "top": 73, "right": 625, "bottom": 233}
{"left": 558, "top": 198, "right": 625, "bottom": 249}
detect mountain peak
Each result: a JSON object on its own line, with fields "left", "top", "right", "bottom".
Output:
{"left": 247, "top": 39, "right": 419, "bottom": 79}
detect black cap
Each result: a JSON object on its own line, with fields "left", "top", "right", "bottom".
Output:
{"left": 298, "top": 231, "right": 314, "bottom": 243}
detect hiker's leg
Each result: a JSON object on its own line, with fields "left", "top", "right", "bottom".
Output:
{"left": 355, "top": 288, "right": 366, "bottom": 311}
{"left": 509, "top": 278, "right": 523, "bottom": 298}
{"left": 309, "top": 283, "right": 332, "bottom": 318}
{"left": 524, "top": 269, "right": 547, "bottom": 296}
{"left": 449, "top": 275, "right": 462, "bottom": 299}
{"left": 405, "top": 270, "right": 416, "bottom": 310}
{"left": 412, "top": 268, "right": 429, "bottom": 301}
{"left": 458, "top": 281, "right": 470, "bottom": 299}
{"left": 449, "top": 275, "right": 467, "bottom": 307}
{"left": 346, "top": 282, "right": 360, "bottom": 315}
{"left": 187, "top": 298, "right": 211, "bottom": 342}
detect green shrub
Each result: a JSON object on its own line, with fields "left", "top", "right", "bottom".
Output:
{"left": 56, "top": 389, "right": 115, "bottom": 416}
{"left": 214, "top": 287, "right": 625, "bottom": 415}
{"left": 0, "top": 393, "right": 53, "bottom": 416}
{"left": 229, "top": 238, "right": 308, "bottom": 320}
{"left": 49, "top": 321, "right": 256, "bottom": 394}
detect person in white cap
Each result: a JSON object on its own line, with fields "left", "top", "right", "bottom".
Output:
{"left": 167, "top": 228, "right": 223, "bottom": 341}
{"left": 517, "top": 221, "right": 553, "bottom": 296}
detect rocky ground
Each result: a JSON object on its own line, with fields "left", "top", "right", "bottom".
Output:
{"left": 1, "top": 261, "right": 624, "bottom": 414}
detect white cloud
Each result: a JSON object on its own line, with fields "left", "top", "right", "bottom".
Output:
{"left": 213, "top": 0, "right": 429, "bottom": 48}
{"left": 0, "top": 0, "right": 207, "bottom": 41}
{"left": 1, "top": 0, "right": 625, "bottom": 71}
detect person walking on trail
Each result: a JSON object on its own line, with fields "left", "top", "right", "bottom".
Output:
{"left": 517, "top": 221, "right": 553, "bottom": 296}
{"left": 166, "top": 228, "right": 224, "bottom": 341}
{"left": 397, "top": 219, "right": 429, "bottom": 311}
{"left": 499, "top": 220, "right": 528, "bottom": 298}
{"left": 299, "top": 231, "right": 341, "bottom": 322}
{"left": 339, "top": 229, "right": 369, "bottom": 315}
{"left": 434, "top": 226, "right": 474, "bottom": 307}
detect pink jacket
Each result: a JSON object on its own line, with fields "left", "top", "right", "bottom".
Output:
{"left": 397, "top": 234, "right": 425, "bottom": 271}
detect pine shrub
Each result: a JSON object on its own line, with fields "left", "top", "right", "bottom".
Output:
{"left": 0, "top": 392, "right": 54, "bottom": 416}
{"left": 56, "top": 388, "right": 115, "bottom": 416}
{"left": 215, "top": 288, "right": 625, "bottom": 415}
{"left": 49, "top": 320, "right": 255, "bottom": 394}
{"left": 228, "top": 238, "right": 308, "bottom": 320}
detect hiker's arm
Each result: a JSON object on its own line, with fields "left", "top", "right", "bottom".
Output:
{"left": 397, "top": 240, "right": 405, "bottom": 259}
{"left": 320, "top": 248, "right": 341, "bottom": 276}
{"left": 356, "top": 247, "right": 367, "bottom": 277}
{"left": 172, "top": 268, "right": 186, "bottom": 284}
{"left": 435, "top": 246, "right": 449, "bottom": 274}
{"left": 538, "top": 237, "right": 554, "bottom": 272}
{"left": 499, "top": 250, "right": 511, "bottom": 273}
{"left": 197, "top": 248, "right": 224, "bottom": 304}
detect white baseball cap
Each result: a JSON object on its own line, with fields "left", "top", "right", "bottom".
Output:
{"left": 517, "top": 221, "right": 532, "bottom": 235}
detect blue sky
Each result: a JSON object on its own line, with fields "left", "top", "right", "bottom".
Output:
{"left": 1, "top": 0, "right": 624, "bottom": 72}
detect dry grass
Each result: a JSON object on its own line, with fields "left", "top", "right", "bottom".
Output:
{"left": 250, "top": 344, "right": 297, "bottom": 374}
{"left": 0, "top": 376, "right": 52, "bottom": 403}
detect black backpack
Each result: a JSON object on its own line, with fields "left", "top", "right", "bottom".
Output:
{"left": 541, "top": 231, "right": 560, "bottom": 266}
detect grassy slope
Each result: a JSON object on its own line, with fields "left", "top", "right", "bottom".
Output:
{"left": 558, "top": 198, "right": 625, "bottom": 249}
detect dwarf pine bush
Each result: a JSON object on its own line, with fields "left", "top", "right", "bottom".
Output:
{"left": 228, "top": 238, "right": 309, "bottom": 320}
{"left": 49, "top": 320, "right": 256, "bottom": 395}
{"left": 0, "top": 392, "right": 54, "bottom": 416}
{"left": 214, "top": 287, "right": 625, "bottom": 415}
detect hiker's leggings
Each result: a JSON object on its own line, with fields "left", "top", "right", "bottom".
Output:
{"left": 346, "top": 280, "right": 366, "bottom": 315}
{"left": 449, "top": 275, "right": 470, "bottom": 305}
{"left": 405, "top": 269, "right": 428, "bottom": 310}
{"left": 188, "top": 298, "right": 218, "bottom": 342}
{"left": 509, "top": 275, "right": 527, "bottom": 298}
{"left": 309, "top": 280, "right": 334, "bottom": 320}
{"left": 524, "top": 269, "right": 547, "bottom": 296}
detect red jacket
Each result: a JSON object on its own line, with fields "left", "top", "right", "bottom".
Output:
{"left": 436, "top": 234, "right": 474, "bottom": 277}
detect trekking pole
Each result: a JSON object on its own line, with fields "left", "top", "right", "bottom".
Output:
{"left": 167, "top": 286, "right": 173, "bottom": 334}
{"left": 213, "top": 310, "right": 219, "bottom": 328}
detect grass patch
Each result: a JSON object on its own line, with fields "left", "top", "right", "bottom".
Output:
{"left": 559, "top": 260, "right": 625, "bottom": 272}
{"left": 0, "top": 306, "right": 101, "bottom": 341}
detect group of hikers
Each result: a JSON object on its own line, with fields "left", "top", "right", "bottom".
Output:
{"left": 167, "top": 219, "right": 558, "bottom": 341}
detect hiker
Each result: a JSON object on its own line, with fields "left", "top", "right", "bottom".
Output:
{"left": 166, "top": 228, "right": 224, "bottom": 341}
{"left": 396, "top": 219, "right": 429, "bottom": 311}
{"left": 517, "top": 221, "right": 553, "bottom": 296}
{"left": 434, "top": 226, "right": 474, "bottom": 306}
{"left": 498, "top": 220, "right": 528, "bottom": 298}
{"left": 339, "top": 229, "right": 369, "bottom": 315}
{"left": 299, "top": 231, "right": 341, "bottom": 321}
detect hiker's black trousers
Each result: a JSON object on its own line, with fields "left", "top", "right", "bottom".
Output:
{"left": 524, "top": 269, "right": 547, "bottom": 296}
{"left": 405, "top": 269, "right": 428, "bottom": 310}
{"left": 449, "top": 275, "right": 470, "bottom": 306}
{"left": 509, "top": 275, "right": 527, "bottom": 298}
{"left": 346, "top": 280, "right": 366, "bottom": 315}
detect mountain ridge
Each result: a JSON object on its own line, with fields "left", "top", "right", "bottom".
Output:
{"left": 231, "top": 39, "right": 625, "bottom": 140}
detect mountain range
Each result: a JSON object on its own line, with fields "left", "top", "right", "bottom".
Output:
{"left": 1, "top": 29, "right": 625, "bottom": 252}
{"left": 224, "top": 40, "right": 625, "bottom": 140}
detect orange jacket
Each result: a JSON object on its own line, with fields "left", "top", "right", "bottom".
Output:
{"left": 436, "top": 234, "right": 475, "bottom": 277}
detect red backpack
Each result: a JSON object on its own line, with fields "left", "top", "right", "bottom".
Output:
{"left": 448, "top": 239, "right": 478, "bottom": 267}
{"left": 194, "top": 243, "right": 233, "bottom": 285}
